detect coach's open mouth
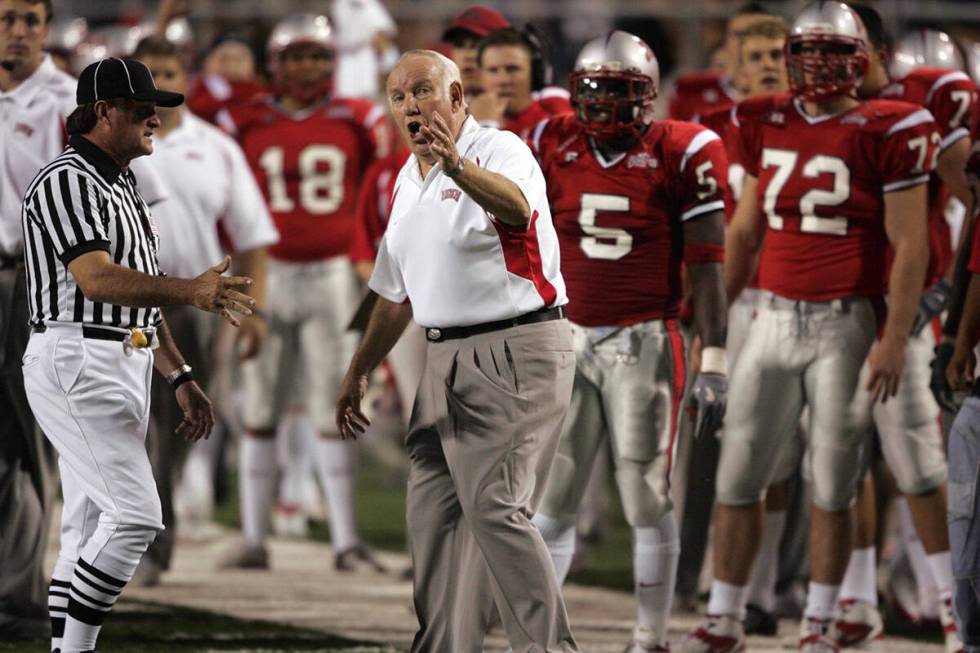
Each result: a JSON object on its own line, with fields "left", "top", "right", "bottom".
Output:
{"left": 407, "top": 120, "right": 426, "bottom": 143}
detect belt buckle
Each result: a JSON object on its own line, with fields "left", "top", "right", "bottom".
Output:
{"left": 426, "top": 328, "right": 442, "bottom": 342}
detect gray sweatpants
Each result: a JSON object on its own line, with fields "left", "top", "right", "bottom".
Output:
{"left": 406, "top": 319, "right": 577, "bottom": 653}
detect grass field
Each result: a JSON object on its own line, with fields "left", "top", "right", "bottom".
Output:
{"left": 0, "top": 599, "right": 385, "bottom": 652}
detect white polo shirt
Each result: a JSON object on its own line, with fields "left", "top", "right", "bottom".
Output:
{"left": 131, "top": 111, "right": 278, "bottom": 278}
{"left": 370, "top": 116, "right": 567, "bottom": 328}
{"left": 0, "top": 55, "right": 75, "bottom": 257}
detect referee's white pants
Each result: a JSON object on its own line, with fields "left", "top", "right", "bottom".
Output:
{"left": 23, "top": 324, "right": 162, "bottom": 584}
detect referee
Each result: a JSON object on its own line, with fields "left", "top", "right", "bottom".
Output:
{"left": 21, "top": 58, "right": 254, "bottom": 653}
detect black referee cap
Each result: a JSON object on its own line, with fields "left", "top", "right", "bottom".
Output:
{"left": 76, "top": 57, "right": 184, "bottom": 107}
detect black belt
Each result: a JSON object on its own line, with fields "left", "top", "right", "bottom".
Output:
{"left": 33, "top": 323, "right": 156, "bottom": 345}
{"left": 423, "top": 306, "right": 566, "bottom": 343}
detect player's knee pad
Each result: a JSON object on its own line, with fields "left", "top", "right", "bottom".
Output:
{"left": 715, "top": 439, "right": 771, "bottom": 507}
{"left": 615, "top": 460, "right": 672, "bottom": 527}
{"left": 808, "top": 448, "right": 863, "bottom": 512}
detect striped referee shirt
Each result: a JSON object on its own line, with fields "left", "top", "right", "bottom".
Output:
{"left": 21, "top": 135, "right": 162, "bottom": 329}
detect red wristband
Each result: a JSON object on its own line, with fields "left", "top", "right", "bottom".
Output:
{"left": 684, "top": 243, "right": 724, "bottom": 264}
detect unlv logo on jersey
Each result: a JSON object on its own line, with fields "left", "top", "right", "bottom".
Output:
{"left": 627, "top": 152, "right": 658, "bottom": 169}
{"left": 441, "top": 188, "right": 462, "bottom": 202}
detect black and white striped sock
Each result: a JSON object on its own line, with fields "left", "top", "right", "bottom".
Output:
{"left": 48, "top": 577, "right": 70, "bottom": 652}
{"left": 63, "top": 558, "right": 126, "bottom": 650}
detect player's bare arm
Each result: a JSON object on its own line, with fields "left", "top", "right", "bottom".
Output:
{"left": 231, "top": 247, "right": 268, "bottom": 359}
{"left": 152, "top": 316, "right": 215, "bottom": 442}
{"left": 936, "top": 137, "right": 973, "bottom": 215}
{"left": 947, "top": 272, "right": 980, "bottom": 390}
{"left": 422, "top": 111, "right": 531, "bottom": 225}
{"left": 336, "top": 296, "right": 413, "bottom": 439}
{"left": 868, "top": 183, "right": 930, "bottom": 401}
{"left": 68, "top": 251, "right": 255, "bottom": 326}
{"left": 723, "top": 173, "right": 765, "bottom": 304}
{"left": 685, "top": 209, "right": 727, "bottom": 349}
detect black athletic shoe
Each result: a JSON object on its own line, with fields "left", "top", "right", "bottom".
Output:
{"left": 744, "top": 603, "right": 778, "bottom": 636}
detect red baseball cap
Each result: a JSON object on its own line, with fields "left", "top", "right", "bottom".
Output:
{"left": 441, "top": 6, "right": 511, "bottom": 42}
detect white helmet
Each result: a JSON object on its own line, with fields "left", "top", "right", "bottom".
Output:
{"left": 267, "top": 13, "right": 334, "bottom": 62}
{"left": 966, "top": 40, "right": 980, "bottom": 86}
{"left": 890, "top": 29, "right": 965, "bottom": 79}
{"left": 785, "top": 1, "right": 869, "bottom": 100}
{"left": 570, "top": 31, "right": 659, "bottom": 141}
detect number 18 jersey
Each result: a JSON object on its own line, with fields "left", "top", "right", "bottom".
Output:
{"left": 531, "top": 114, "right": 728, "bottom": 326}
{"left": 219, "top": 96, "right": 387, "bottom": 262}
{"left": 736, "top": 93, "right": 939, "bottom": 301}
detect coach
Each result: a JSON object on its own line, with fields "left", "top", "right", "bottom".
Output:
{"left": 337, "top": 50, "right": 576, "bottom": 653}
{"left": 21, "top": 58, "right": 254, "bottom": 653}
{"left": 0, "top": 0, "right": 74, "bottom": 637}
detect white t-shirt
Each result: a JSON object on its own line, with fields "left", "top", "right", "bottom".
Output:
{"left": 370, "top": 116, "right": 567, "bottom": 328}
{"left": 0, "top": 55, "right": 76, "bottom": 257}
{"left": 131, "top": 111, "right": 278, "bottom": 278}
{"left": 333, "top": 0, "right": 397, "bottom": 99}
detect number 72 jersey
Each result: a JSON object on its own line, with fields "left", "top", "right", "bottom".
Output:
{"left": 531, "top": 113, "right": 728, "bottom": 327}
{"left": 736, "top": 93, "right": 940, "bottom": 301}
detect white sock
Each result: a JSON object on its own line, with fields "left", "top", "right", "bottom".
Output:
{"left": 840, "top": 546, "right": 878, "bottom": 606}
{"left": 896, "top": 497, "right": 938, "bottom": 599}
{"left": 240, "top": 436, "right": 277, "bottom": 546}
{"left": 707, "top": 580, "right": 748, "bottom": 620}
{"left": 278, "top": 413, "right": 315, "bottom": 508}
{"left": 532, "top": 513, "right": 577, "bottom": 584}
{"left": 926, "top": 551, "right": 954, "bottom": 600}
{"left": 804, "top": 582, "right": 841, "bottom": 621}
{"left": 314, "top": 438, "right": 360, "bottom": 552}
{"left": 634, "top": 513, "right": 680, "bottom": 646}
{"left": 745, "top": 510, "right": 786, "bottom": 612}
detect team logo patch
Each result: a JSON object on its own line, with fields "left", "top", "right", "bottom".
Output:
{"left": 703, "top": 89, "right": 719, "bottom": 103}
{"left": 14, "top": 123, "right": 34, "bottom": 137}
{"left": 563, "top": 151, "right": 579, "bottom": 163}
{"left": 185, "top": 151, "right": 204, "bottom": 161}
{"left": 441, "top": 188, "right": 462, "bottom": 202}
{"left": 627, "top": 152, "right": 658, "bottom": 169}
{"left": 768, "top": 112, "right": 785, "bottom": 124}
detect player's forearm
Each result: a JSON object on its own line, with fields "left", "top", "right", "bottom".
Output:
{"left": 232, "top": 247, "right": 267, "bottom": 309}
{"left": 724, "top": 227, "right": 761, "bottom": 305}
{"left": 883, "top": 238, "right": 928, "bottom": 344}
{"left": 955, "top": 274, "right": 980, "bottom": 355}
{"left": 450, "top": 161, "right": 530, "bottom": 225}
{"left": 937, "top": 138, "right": 973, "bottom": 209}
{"left": 688, "top": 263, "right": 727, "bottom": 348}
{"left": 348, "top": 296, "right": 413, "bottom": 377}
{"left": 152, "top": 317, "right": 187, "bottom": 378}
{"left": 75, "top": 261, "right": 194, "bottom": 308}
{"left": 944, "top": 213, "right": 978, "bottom": 339}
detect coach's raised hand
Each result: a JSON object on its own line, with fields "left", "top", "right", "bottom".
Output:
{"left": 191, "top": 256, "right": 256, "bottom": 326}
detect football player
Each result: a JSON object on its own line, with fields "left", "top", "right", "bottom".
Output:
{"left": 681, "top": 2, "right": 936, "bottom": 652}
{"left": 475, "top": 26, "right": 571, "bottom": 139}
{"left": 832, "top": 8, "right": 978, "bottom": 650}
{"left": 530, "top": 31, "right": 729, "bottom": 652}
{"left": 215, "top": 13, "right": 388, "bottom": 572}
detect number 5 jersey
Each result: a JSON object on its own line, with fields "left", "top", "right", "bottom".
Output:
{"left": 734, "top": 93, "right": 940, "bottom": 302}
{"left": 218, "top": 95, "right": 389, "bottom": 262}
{"left": 530, "top": 113, "right": 729, "bottom": 327}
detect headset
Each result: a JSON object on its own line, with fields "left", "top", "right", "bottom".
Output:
{"left": 523, "top": 24, "right": 554, "bottom": 91}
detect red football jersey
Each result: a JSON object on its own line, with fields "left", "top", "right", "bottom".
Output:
{"left": 737, "top": 94, "right": 939, "bottom": 301}
{"left": 219, "top": 96, "right": 388, "bottom": 262}
{"left": 668, "top": 71, "right": 739, "bottom": 122}
{"left": 188, "top": 75, "right": 268, "bottom": 125}
{"left": 532, "top": 114, "right": 728, "bottom": 326}
{"left": 502, "top": 91, "right": 573, "bottom": 140}
{"left": 350, "top": 147, "right": 411, "bottom": 263}
{"left": 878, "top": 68, "right": 979, "bottom": 283}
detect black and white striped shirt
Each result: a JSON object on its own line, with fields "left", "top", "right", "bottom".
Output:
{"left": 21, "top": 135, "right": 162, "bottom": 329}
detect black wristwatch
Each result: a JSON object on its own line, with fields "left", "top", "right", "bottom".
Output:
{"left": 167, "top": 364, "right": 194, "bottom": 389}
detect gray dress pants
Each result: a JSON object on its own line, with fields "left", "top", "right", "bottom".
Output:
{"left": 406, "top": 319, "right": 577, "bottom": 653}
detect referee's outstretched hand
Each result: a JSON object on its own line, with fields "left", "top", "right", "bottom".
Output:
{"left": 192, "top": 256, "right": 255, "bottom": 327}
{"left": 336, "top": 372, "right": 370, "bottom": 440}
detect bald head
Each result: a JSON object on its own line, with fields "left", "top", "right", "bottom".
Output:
{"left": 387, "top": 49, "right": 467, "bottom": 167}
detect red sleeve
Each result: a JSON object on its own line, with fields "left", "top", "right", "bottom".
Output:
{"left": 677, "top": 129, "right": 729, "bottom": 221}
{"left": 879, "top": 108, "right": 940, "bottom": 193}
{"left": 925, "top": 74, "right": 978, "bottom": 149}
{"left": 350, "top": 167, "right": 380, "bottom": 263}
{"left": 969, "top": 219, "right": 980, "bottom": 275}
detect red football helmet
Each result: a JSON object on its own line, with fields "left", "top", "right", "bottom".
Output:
{"left": 267, "top": 13, "right": 335, "bottom": 102}
{"left": 785, "top": 1, "right": 869, "bottom": 101}
{"left": 569, "top": 31, "right": 659, "bottom": 142}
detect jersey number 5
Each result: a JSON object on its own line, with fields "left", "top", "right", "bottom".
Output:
{"left": 761, "top": 148, "right": 850, "bottom": 236}
{"left": 259, "top": 145, "right": 347, "bottom": 215}
{"left": 579, "top": 193, "right": 632, "bottom": 260}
